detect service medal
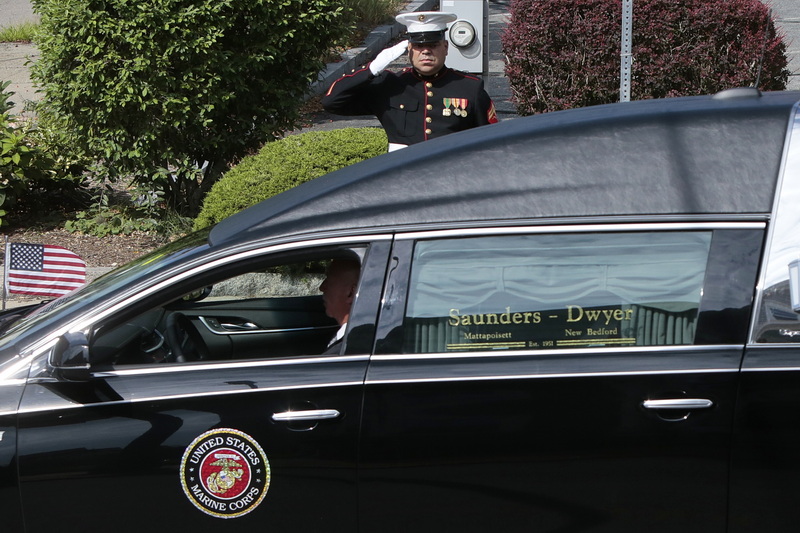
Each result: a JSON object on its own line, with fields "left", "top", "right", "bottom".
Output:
{"left": 451, "top": 98, "right": 464, "bottom": 117}
{"left": 456, "top": 99, "right": 469, "bottom": 118}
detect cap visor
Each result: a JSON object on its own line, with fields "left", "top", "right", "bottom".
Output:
{"left": 408, "top": 31, "right": 446, "bottom": 44}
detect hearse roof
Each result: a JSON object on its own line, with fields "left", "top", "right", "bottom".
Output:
{"left": 210, "top": 89, "right": 800, "bottom": 247}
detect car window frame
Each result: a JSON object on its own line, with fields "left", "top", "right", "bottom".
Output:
{"left": 22, "top": 235, "right": 393, "bottom": 376}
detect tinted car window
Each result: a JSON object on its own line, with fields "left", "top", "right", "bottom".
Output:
{"left": 403, "top": 232, "right": 712, "bottom": 353}
{"left": 92, "top": 254, "right": 359, "bottom": 367}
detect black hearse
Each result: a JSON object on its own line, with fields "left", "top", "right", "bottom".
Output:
{"left": 2, "top": 88, "right": 800, "bottom": 532}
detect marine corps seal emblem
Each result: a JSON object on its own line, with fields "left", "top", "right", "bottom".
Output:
{"left": 180, "top": 428, "right": 271, "bottom": 519}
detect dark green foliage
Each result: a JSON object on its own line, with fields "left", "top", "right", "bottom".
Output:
{"left": 30, "top": 0, "right": 352, "bottom": 215}
{"left": 194, "top": 127, "right": 387, "bottom": 229}
{"left": 502, "top": 0, "right": 789, "bottom": 115}
{"left": 0, "top": 80, "right": 82, "bottom": 227}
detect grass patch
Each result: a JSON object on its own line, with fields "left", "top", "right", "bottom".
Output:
{"left": 0, "top": 21, "right": 39, "bottom": 43}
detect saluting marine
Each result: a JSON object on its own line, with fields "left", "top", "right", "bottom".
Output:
{"left": 322, "top": 11, "right": 499, "bottom": 152}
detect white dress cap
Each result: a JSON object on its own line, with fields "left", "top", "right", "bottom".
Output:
{"left": 396, "top": 11, "right": 458, "bottom": 34}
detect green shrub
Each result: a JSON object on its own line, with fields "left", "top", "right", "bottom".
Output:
{"left": 65, "top": 202, "right": 193, "bottom": 237}
{"left": 30, "top": 0, "right": 353, "bottom": 216}
{"left": 0, "top": 80, "right": 62, "bottom": 227}
{"left": 194, "top": 128, "right": 387, "bottom": 229}
{"left": 502, "top": 0, "right": 789, "bottom": 115}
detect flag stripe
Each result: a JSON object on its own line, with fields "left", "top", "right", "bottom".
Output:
{"left": 35, "top": 267, "right": 86, "bottom": 275}
{"left": 44, "top": 255, "right": 86, "bottom": 267}
{"left": 8, "top": 279, "right": 81, "bottom": 289}
{"left": 8, "top": 275, "right": 85, "bottom": 285}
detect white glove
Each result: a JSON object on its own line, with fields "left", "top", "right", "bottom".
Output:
{"left": 369, "top": 40, "right": 409, "bottom": 76}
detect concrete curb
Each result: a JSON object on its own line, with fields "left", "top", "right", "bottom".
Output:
{"left": 308, "top": 0, "right": 438, "bottom": 96}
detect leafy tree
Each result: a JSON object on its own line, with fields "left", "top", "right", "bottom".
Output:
{"left": 31, "top": 0, "right": 351, "bottom": 215}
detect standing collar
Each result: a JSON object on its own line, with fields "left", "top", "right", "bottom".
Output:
{"left": 412, "top": 66, "right": 450, "bottom": 81}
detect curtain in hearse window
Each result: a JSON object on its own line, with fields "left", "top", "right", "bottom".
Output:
{"left": 403, "top": 232, "right": 712, "bottom": 353}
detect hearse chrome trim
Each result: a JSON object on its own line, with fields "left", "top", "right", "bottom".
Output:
{"left": 742, "top": 366, "right": 800, "bottom": 372}
{"left": 365, "top": 368, "right": 738, "bottom": 386}
{"left": 396, "top": 221, "right": 765, "bottom": 240}
{"left": 370, "top": 343, "right": 741, "bottom": 361}
{"left": 16, "top": 380, "right": 364, "bottom": 416}
{"left": 91, "top": 354, "right": 370, "bottom": 377}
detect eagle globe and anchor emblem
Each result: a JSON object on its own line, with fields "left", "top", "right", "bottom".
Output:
{"left": 180, "top": 428, "right": 271, "bottom": 519}
{"left": 206, "top": 454, "right": 245, "bottom": 494}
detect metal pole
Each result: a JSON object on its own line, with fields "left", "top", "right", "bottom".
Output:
{"left": 2, "top": 236, "right": 8, "bottom": 310}
{"left": 620, "top": 0, "right": 633, "bottom": 102}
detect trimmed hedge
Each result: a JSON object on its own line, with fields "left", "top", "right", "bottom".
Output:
{"left": 502, "top": 0, "right": 789, "bottom": 115}
{"left": 194, "top": 128, "right": 387, "bottom": 229}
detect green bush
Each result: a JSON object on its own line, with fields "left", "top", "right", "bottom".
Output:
{"left": 30, "top": 0, "right": 353, "bottom": 216}
{"left": 502, "top": 0, "right": 789, "bottom": 115}
{"left": 194, "top": 128, "right": 387, "bottom": 229}
{"left": 0, "top": 80, "right": 63, "bottom": 227}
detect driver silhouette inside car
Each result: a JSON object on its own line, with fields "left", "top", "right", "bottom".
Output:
{"left": 319, "top": 259, "right": 361, "bottom": 355}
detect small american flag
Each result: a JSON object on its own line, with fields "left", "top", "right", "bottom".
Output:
{"left": 5, "top": 243, "right": 87, "bottom": 298}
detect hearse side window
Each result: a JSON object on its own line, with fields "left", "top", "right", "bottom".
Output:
{"left": 91, "top": 248, "right": 365, "bottom": 366}
{"left": 402, "top": 232, "right": 712, "bottom": 353}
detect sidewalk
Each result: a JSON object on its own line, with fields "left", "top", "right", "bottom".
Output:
{"left": 0, "top": 42, "right": 37, "bottom": 116}
{"left": 774, "top": 0, "right": 800, "bottom": 91}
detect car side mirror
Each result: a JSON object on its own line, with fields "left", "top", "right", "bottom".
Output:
{"left": 50, "top": 331, "right": 92, "bottom": 381}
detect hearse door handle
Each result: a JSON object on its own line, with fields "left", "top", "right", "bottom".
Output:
{"left": 642, "top": 398, "right": 714, "bottom": 410}
{"left": 271, "top": 409, "right": 341, "bottom": 422}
